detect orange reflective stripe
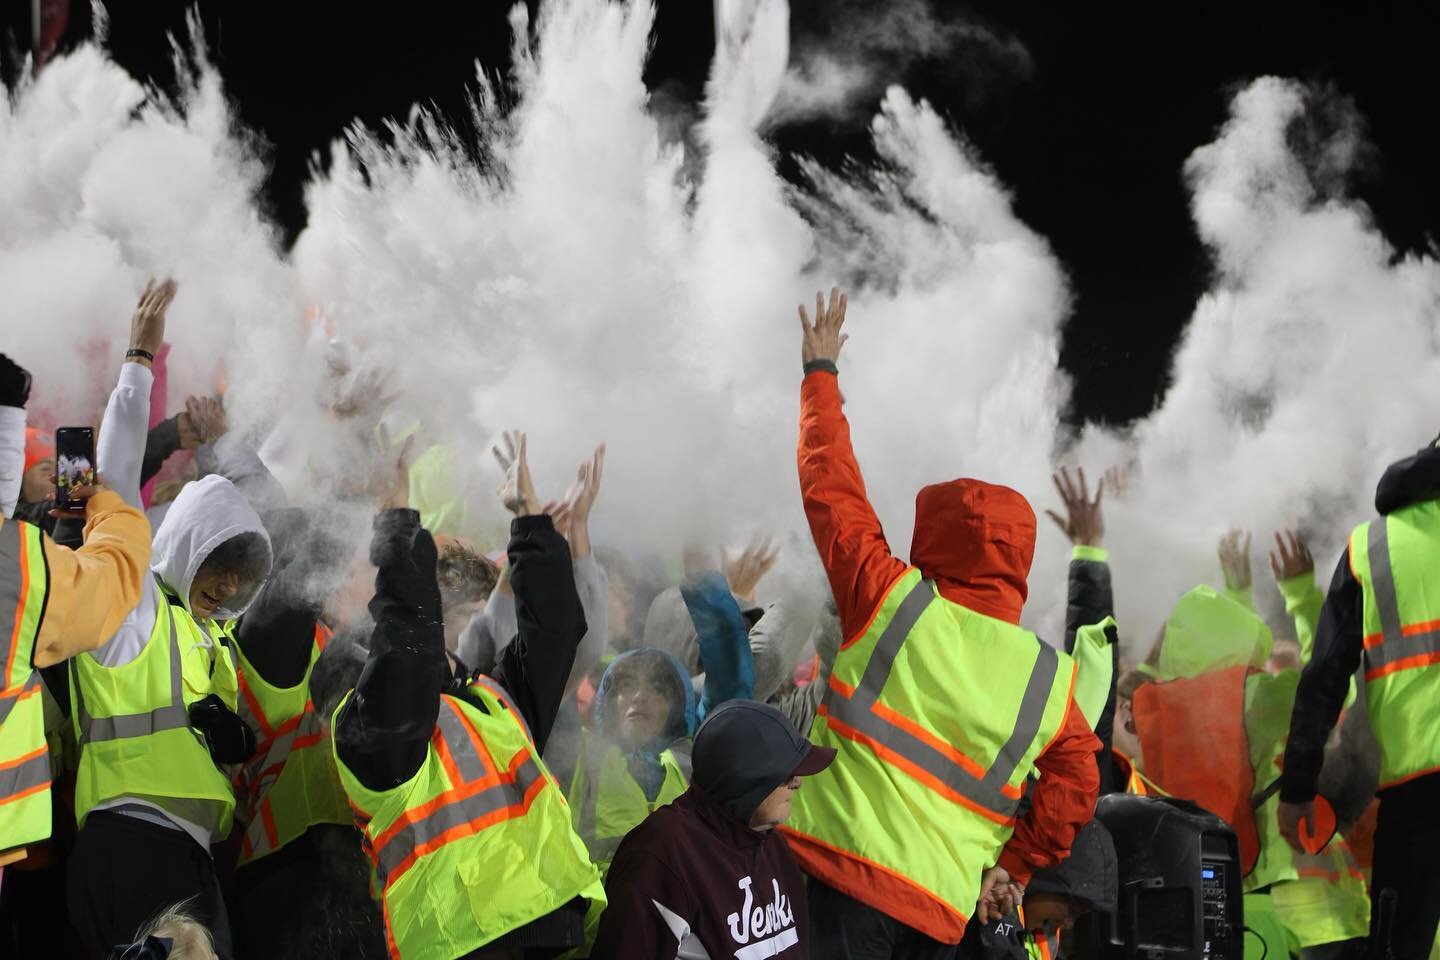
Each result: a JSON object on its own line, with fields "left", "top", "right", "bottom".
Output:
{"left": 0, "top": 745, "right": 49, "bottom": 805}
{"left": 821, "top": 578, "right": 1058, "bottom": 822}
{"left": 372, "top": 749, "right": 544, "bottom": 888}
{"left": 1361, "top": 523, "right": 1440, "bottom": 679}
{"left": 237, "top": 673, "right": 276, "bottom": 739}
{"left": 0, "top": 676, "right": 41, "bottom": 727}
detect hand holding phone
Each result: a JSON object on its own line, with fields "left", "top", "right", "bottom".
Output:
{"left": 54, "top": 426, "right": 97, "bottom": 512}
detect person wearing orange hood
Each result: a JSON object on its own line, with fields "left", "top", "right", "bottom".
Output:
{"left": 781, "top": 289, "right": 1101, "bottom": 959}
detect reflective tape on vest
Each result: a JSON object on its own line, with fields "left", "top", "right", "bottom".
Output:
{"left": 0, "top": 745, "right": 51, "bottom": 808}
{"left": 1362, "top": 521, "right": 1440, "bottom": 680}
{"left": 821, "top": 579, "right": 1058, "bottom": 824}
{"left": 72, "top": 589, "right": 190, "bottom": 745}
{"left": 0, "top": 675, "right": 41, "bottom": 728}
{"left": 369, "top": 700, "right": 545, "bottom": 889}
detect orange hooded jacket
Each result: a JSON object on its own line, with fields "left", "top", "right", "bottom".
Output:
{"left": 793, "top": 368, "right": 1100, "bottom": 898}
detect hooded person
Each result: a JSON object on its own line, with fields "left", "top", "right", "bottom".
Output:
{"left": 66, "top": 474, "right": 272, "bottom": 960}
{"left": 783, "top": 290, "right": 1100, "bottom": 959}
{"left": 590, "top": 699, "right": 835, "bottom": 960}
{"left": 958, "top": 818, "right": 1119, "bottom": 960}
{"left": 1128, "top": 580, "right": 1312, "bottom": 960}
{"left": 1280, "top": 435, "right": 1440, "bottom": 960}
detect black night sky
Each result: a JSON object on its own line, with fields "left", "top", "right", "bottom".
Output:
{"left": 5, "top": 1, "right": 1438, "bottom": 427}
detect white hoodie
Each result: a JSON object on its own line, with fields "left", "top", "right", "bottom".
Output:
{"left": 85, "top": 473, "right": 272, "bottom": 850}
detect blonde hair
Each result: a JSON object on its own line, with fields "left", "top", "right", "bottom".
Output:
{"left": 135, "top": 903, "right": 218, "bottom": 960}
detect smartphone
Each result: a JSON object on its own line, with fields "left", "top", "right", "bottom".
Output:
{"left": 54, "top": 426, "right": 96, "bottom": 512}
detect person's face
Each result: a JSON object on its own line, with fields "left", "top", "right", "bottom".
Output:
{"left": 190, "top": 564, "right": 242, "bottom": 620}
{"left": 611, "top": 671, "right": 675, "bottom": 751}
{"left": 443, "top": 597, "right": 485, "bottom": 653}
{"left": 1023, "top": 892, "right": 1084, "bottom": 939}
{"left": 1113, "top": 695, "right": 1141, "bottom": 759}
{"left": 749, "top": 776, "right": 801, "bottom": 831}
{"left": 20, "top": 459, "right": 54, "bottom": 503}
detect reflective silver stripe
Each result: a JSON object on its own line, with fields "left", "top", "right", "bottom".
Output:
{"left": 373, "top": 754, "right": 543, "bottom": 885}
{"left": 851, "top": 580, "right": 937, "bottom": 704}
{"left": 0, "top": 522, "right": 25, "bottom": 690}
{"left": 981, "top": 643, "right": 1058, "bottom": 792}
{"left": 1364, "top": 628, "right": 1440, "bottom": 672}
{"left": 822, "top": 578, "right": 1057, "bottom": 820}
{"left": 435, "top": 701, "right": 491, "bottom": 782}
{"left": 1363, "top": 521, "right": 1440, "bottom": 674}
{"left": 826, "top": 691, "right": 1018, "bottom": 818}
{"left": 0, "top": 674, "right": 41, "bottom": 727}
{"left": 1369, "top": 521, "right": 1404, "bottom": 649}
{"left": 0, "top": 747, "right": 50, "bottom": 800}
{"left": 74, "top": 577, "right": 188, "bottom": 745}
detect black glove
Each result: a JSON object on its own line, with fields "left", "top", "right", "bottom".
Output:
{"left": 188, "top": 694, "right": 257, "bottom": 765}
{"left": 0, "top": 354, "right": 31, "bottom": 408}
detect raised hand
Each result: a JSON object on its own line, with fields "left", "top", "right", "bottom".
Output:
{"left": 129, "top": 277, "right": 178, "bottom": 365}
{"left": 1218, "top": 529, "right": 1253, "bottom": 593}
{"left": 569, "top": 444, "right": 606, "bottom": 526}
{"left": 493, "top": 430, "right": 541, "bottom": 517}
{"left": 799, "top": 286, "right": 849, "bottom": 367}
{"left": 180, "top": 396, "right": 228, "bottom": 448}
{"left": 1269, "top": 530, "right": 1314, "bottom": 583}
{"left": 367, "top": 424, "right": 414, "bottom": 511}
{"left": 1044, "top": 466, "right": 1104, "bottom": 547}
{"left": 722, "top": 535, "right": 780, "bottom": 602}
{"left": 329, "top": 366, "right": 397, "bottom": 421}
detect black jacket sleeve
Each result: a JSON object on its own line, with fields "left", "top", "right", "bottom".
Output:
{"left": 1064, "top": 554, "right": 1120, "bottom": 793}
{"left": 141, "top": 415, "right": 183, "bottom": 487}
{"left": 491, "top": 515, "right": 586, "bottom": 757}
{"left": 1281, "top": 548, "right": 1364, "bottom": 803}
{"left": 334, "top": 508, "right": 449, "bottom": 791}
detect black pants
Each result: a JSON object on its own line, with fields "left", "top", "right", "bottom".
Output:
{"left": 66, "top": 812, "right": 233, "bottom": 960}
{"left": 809, "top": 879, "right": 958, "bottom": 960}
{"left": 1371, "top": 776, "right": 1440, "bottom": 960}
{"left": 233, "top": 825, "right": 385, "bottom": 960}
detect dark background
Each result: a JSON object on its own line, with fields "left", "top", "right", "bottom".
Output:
{"left": 4, "top": 1, "right": 1437, "bottom": 426}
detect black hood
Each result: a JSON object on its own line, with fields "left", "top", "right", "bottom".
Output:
{"left": 1025, "top": 818, "right": 1118, "bottom": 915}
{"left": 1376, "top": 441, "right": 1440, "bottom": 516}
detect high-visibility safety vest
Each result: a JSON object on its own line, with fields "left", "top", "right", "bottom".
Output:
{"left": 782, "top": 568, "right": 1077, "bottom": 944}
{"left": 1347, "top": 503, "right": 1440, "bottom": 788}
{"left": 568, "top": 730, "right": 691, "bottom": 870}
{"left": 1272, "top": 834, "right": 1370, "bottom": 949}
{"left": 334, "top": 675, "right": 604, "bottom": 960}
{"left": 1071, "top": 619, "right": 1116, "bottom": 731}
{"left": 70, "top": 575, "right": 240, "bottom": 838}
{"left": 233, "top": 623, "right": 351, "bottom": 867}
{"left": 0, "top": 518, "right": 52, "bottom": 851}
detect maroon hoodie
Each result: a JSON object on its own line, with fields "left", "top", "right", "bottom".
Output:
{"left": 590, "top": 784, "right": 809, "bottom": 960}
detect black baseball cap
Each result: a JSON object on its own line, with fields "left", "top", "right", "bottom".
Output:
{"left": 691, "top": 700, "right": 836, "bottom": 824}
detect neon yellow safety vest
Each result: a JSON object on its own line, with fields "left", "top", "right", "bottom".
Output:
{"left": 334, "top": 675, "right": 604, "bottom": 960}
{"left": 233, "top": 623, "right": 351, "bottom": 867}
{"left": 70, "top": 575, "right": 240, "bottom": 838}
{"left": 1347, "top": 501, "right": 1440, "bottom": 787}
{"left": 0, "top": 518, "right": 51, "bottom": 851}
{"left": 783, "top": 568, "right": 1077, "bottom": 944}
{"left": 1071, "top": 618, "right": 1116, "bottom": 730}
{"left": 568, "top": 730, "right": 691, "bottom": 870}
{"left": 1272, "top": 834, "right": 1370, "bottom": 949}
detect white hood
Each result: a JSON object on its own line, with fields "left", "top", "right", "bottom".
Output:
{"left": 151, "top": 474, "right": 272, "bottom": 621}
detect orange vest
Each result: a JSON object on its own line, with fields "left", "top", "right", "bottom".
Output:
{"left": 1132, "top": 665, "right": 1260, "bottom": 873}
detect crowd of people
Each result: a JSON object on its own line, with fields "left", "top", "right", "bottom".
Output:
{"left": 0, "top": 281, "right": 1436, "bottom": 960}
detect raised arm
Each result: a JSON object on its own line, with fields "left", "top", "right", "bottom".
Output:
{"left": 489, "top": 432, "right": 587, "bottom": 754}
{"left": 797, "top": 288, "right": 907, "bottom": 639}
{"left": 679, "top": 570, "right": 757, "bottom": 717}
{"left": 1279, "top": 549, "right": 1364, "bottom": 849}
{"left": 33, "top": 487, "right": 152, "bottom": 667}
{"left": 98, "top": 278, "right": 176, "bottom": 508}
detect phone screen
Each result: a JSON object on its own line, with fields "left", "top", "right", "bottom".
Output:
{"left": 54, "top": 426, "right": 96, "bottom": 511}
